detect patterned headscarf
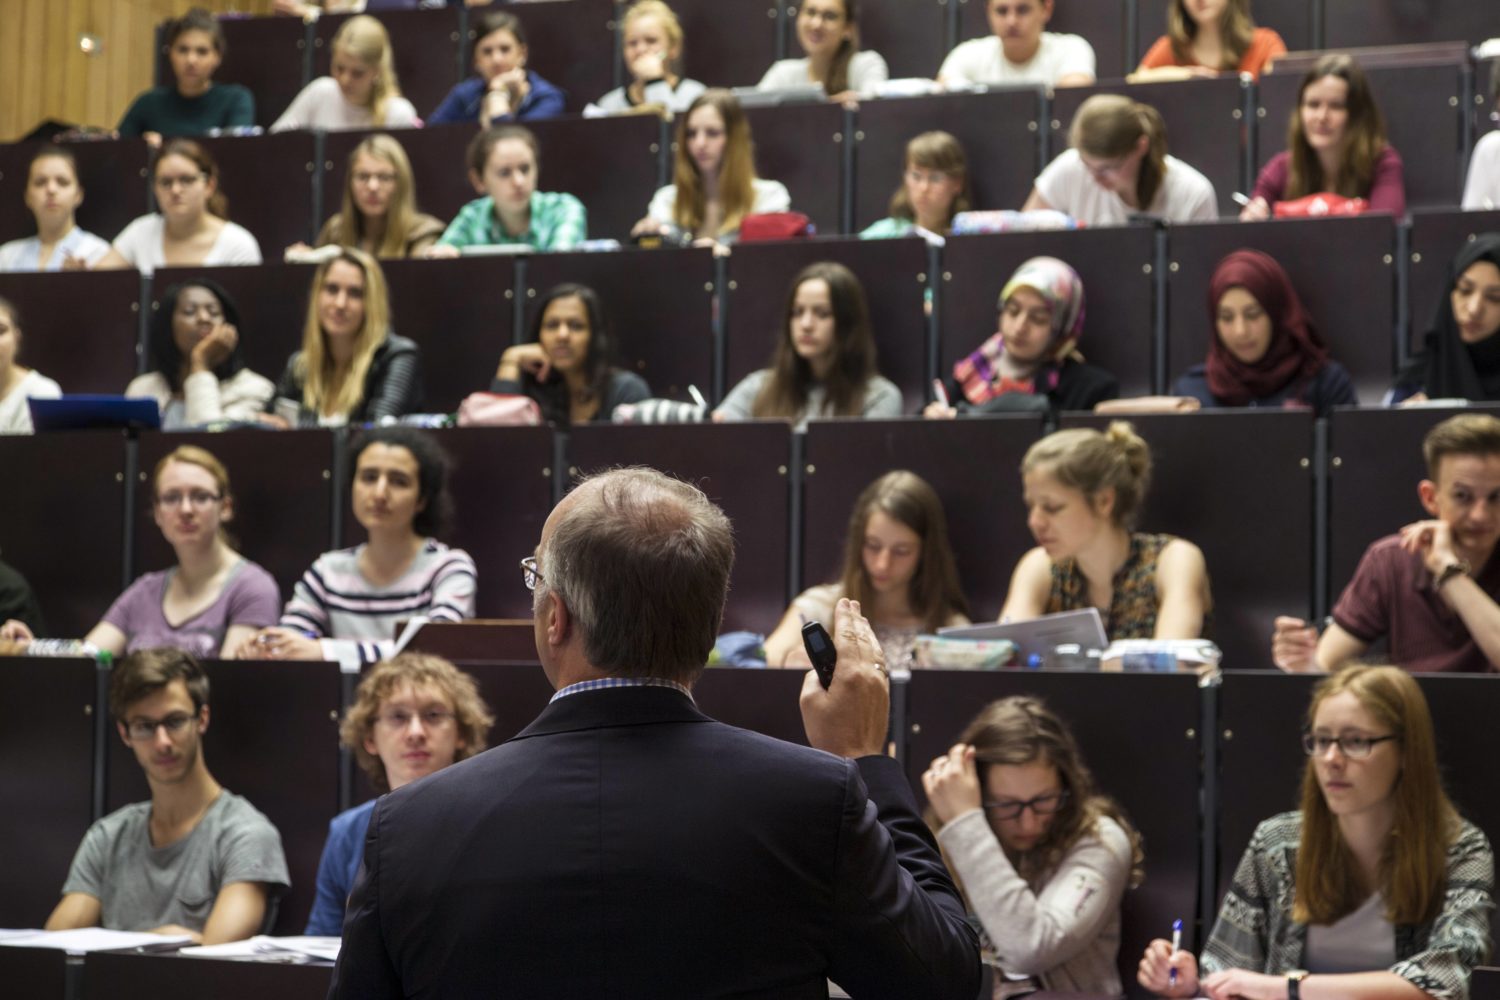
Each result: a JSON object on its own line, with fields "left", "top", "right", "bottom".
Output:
{"left": 954, "top": 256, "right": 1086, "bottom": 405}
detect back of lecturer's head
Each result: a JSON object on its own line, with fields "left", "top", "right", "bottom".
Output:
{"left": 110, "top": 648, "right": 209, "bottom": 720}
{"left": 536, "top": 468, "right": 734, "bottom": 683}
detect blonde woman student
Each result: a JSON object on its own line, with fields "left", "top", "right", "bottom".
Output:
{"left": 271, "top": 16, "right": 418, "bottom": 132}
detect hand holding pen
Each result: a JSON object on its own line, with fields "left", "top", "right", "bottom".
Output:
{"left": 1136, "top": 920, "right": 1199, "bottom": 997}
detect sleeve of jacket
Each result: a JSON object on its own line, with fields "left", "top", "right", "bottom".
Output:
{"left": 363, "top": 336, "right": 422, "bottom": 421}
{"left": 328, "top": 798, "right": 402, "bottom": 999}
{"left": 825, "top": 754, "right": 981, "bottom": 1000}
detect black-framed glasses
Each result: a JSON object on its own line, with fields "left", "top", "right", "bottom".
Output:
{"left": 1301, "top": 732, "right": 1399, "bottom": 759}
{"left": 375, "top": 709, "right": 456, "bottom": 731}
{"left": 125, "top": 712, "right": 196, "bottom": 742}
{"left": 520, "top": 556, "right": 544, "bottom": 592}
{"left": 982, "top": 789, "right": 1069, "bottom": 821}
{"left": 155, "top": 490, "right": 222, "bottom": 509}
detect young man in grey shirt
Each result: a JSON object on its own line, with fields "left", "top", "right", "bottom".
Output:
{"left": 46, "top": 649, "right": 288, "bottom": 944}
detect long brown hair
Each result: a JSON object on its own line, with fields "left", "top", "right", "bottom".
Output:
{"left": 1285, "top": 54, "right": 1387, "bottom": 202}
{"left": 888, "top": 131, "right": 971, "bottom": 227}
{"left": 1070, "top": 94, "right": 1169, "bottom": 211}
{"left": 294, "top": 247, "right": 392, "bottom": 418}
{"left": 330, "top": 134, "right": 422, "bottom": 259}
{"left": 804, "top": 0, "right": 860, "bottom": 95}
{"left": 671, "top": 89, "right": 758, "bottom": 236}
{"left": 1294, "top": 665, "right": 1457, "bottom": 926}
{"left": 838, "top": 471, "right": 969, "bottom": 630}
{"left": 953, "top": 696, "right": 1144, "bottom": 887}
{"left": 155, "top": 139, "right": 229, "bottom": 219}
{"left": 751, "top": 261, "right": 878, "bottom": 419}
{"left": 1165, "top": 0, "right": 1256, "bottom": 70}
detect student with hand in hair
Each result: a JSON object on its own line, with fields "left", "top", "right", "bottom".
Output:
{"left": 428, "top": 126, "right": 585, "bottom": 255}
{"left": 1242, "top": 54, "right": 1405, "bottom": 220}
{"left": 1139, "top": 665, "right": 1493, "bottom": 1000}
{"left": 1393, "top": 235, "right": 1500, "bottom": 404}
{"left": 590, "top": 1, "right": 706, "bottom": 116}
{"left": 429, "top": 10, "right": 564, "bottom": 126}
{"left": 1025, "top": 94, "right": 1218, "bottom": 226}
{"left": 305, "top": 653, "right": 493, "bottom": 936}
{"left": 0, "top": 149, "right": 111, "bottom": 272}
{"left": 126, "top": 280, "right": 274, "bottom": 430}
{"left": 757, "top": 0, "right": 888, "bottom": 102}
{"left": 1173, "top": 249, "right": 1356, "bottom": 415}
{"left": 96, "top": 140, "right": 261, "bottom": 275}
{"left": 292, "top": 135, "right": 444, "bottom": 260}
{"left": 764, "top": 471, "right": 969, "bottom": 670}
{"left": 263, "top": 248, "right": 420, "bottom": 428}
{"left": 1132, "top": 0, "right": 1286, "bottom": 82}
{"left": 490, "top": 283, "right": 649, "bottom": 426}
{"left": 0, "top": 297, "right": 62, "bottom": 435}
{"left": 634, "top": 89, "right": 790, "bottom": 246}
{"left": 926, "top": 256, "right": 1118, "bottom": 417}
{"left": 117, "top": 8, "right": 254, "bottom": 146}
{"left": 1, "top": 446, "right": 280, "bottom": 659}
{"left": 272, "top": 16, "right": 418, "bottom": 132}
{"left": 861, "top": 132, "right": 971, "bottom": 240}
{"left": 925, "top": 696, "right": 1142, "bottom": 996}
{"left": 1001, "top": 422, "right": 1212, "bottom": 640}
{"left": 716, "top": 262, "right": 901, "bottom": 428}
{"left": 239, "top": 427, "right": 475, "bottom": 666}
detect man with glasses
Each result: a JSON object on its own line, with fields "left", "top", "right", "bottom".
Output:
{"left": 304, "top": 653, "right": 493, "bottom": 936}
{"left": 45, "top": 649, "right": 288, "bottom": 943}
{"left": 332, "top": 468, "right": 980, "bottom": 998}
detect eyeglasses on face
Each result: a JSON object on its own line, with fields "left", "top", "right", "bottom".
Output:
{"left": 1302, "top": 732, "right": 1398, "bottom": 759}
{"left": 375, "top": 709, "right": 456, "bottom": 731}
{"left": 520, "top": 556, "right": 544, "bottom": 592}
{"left": 982, "top": 789, "right": 1069, "bottom": 820}
{"left": 155, "top": 491, "right": 222, "bottom": 509}
{"left": 125, "top": 711, "right": 196, "bottom": 742}
{"left": 156, "top": 173, "right": 205, "bottom": 190}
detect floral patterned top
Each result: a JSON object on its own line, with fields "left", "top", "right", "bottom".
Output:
{"left": 1044, "top": 532, "right": 1210, "bottom": 641}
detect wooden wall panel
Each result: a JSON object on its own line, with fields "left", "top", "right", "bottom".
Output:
{"left": 1, "top": 0, "right": 275, "bottom": 143}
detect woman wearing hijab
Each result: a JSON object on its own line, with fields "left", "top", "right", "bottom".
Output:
{"left": 1393, "top": 234, "right": 1500, "bottom": 404}
{"left": 1173, "top": 249, "right": 1356, "bottom": 415}
{"left": 925, "top": 256, "right": 1118, "bottom": 418}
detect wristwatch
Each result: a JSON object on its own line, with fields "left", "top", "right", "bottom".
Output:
{"left": 1434, "top": 559, "right": 1473, "bottom": 590}
{"left": 1287, "top": 969, "right": 1309, "bottom": 999}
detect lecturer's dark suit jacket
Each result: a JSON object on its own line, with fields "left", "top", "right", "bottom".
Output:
{"left": 330, "top": 685, "right": 981, "bottom": 999}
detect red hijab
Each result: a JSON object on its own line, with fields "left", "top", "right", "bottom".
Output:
{"left": 1204, "top": 249, "right": 1329, "bottom": 406}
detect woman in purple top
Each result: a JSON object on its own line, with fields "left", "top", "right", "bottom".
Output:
{"left": 427, "top": 10, "right": 565, "bottom": 126}
{"left": 0, "top": 445, "right": 279, "bottom": 658}
{"left": 1241, "top": 53, "right": 1406, "bottom": 221}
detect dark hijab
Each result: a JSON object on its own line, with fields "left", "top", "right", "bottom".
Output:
{"left": 1400, "top": 234, "right": 1500, "bottom": 400}
{"left": 1204, "top": 249, "right": 1328, "bottom": 406}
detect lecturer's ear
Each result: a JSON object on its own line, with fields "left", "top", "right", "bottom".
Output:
{"left": 542, "top": 589, "right": 572, "bottom": 647}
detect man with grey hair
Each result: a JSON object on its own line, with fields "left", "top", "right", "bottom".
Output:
{"left": 332, "top": 468, "right": 980, "bottom": 998}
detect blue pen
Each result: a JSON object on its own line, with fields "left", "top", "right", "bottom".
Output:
{"left": 1168, "top": 918, "right": 1182, "bottom": 987}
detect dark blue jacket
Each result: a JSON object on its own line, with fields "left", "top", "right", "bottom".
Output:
{"left": 427, "top": 71, "right": 566, "bottom": 124}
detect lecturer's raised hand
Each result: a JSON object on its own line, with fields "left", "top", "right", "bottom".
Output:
{"left": 799, "top": 598, "right": 890, "bottom": 759}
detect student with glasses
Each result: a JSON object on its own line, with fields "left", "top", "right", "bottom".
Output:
{"left": 1139, "top": 665, "right": 1494, "bottom": 999}
{"left": 305, "top": 653, "right": 493, "bottom": 936}
{"left": 94, "top": 139, "right": 261, "bottom": 276}
{"left": 45, "top": 649, "right": 289, "bottom": 944}
{"left": 0, "top": 445, "right": 279, "bottom": 659}
{"left": 923, "top": 695, "right": 1143, "bottom": 996}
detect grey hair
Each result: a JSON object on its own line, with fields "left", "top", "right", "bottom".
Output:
{"left": 535, "top": 468, "right": 735, "bottom": 683}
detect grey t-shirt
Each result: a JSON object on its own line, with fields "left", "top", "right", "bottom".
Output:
{"left": 714, "top": 368, "right": 904, "bottom": 430}
{"left": 61, "top": 791, "right": 290, "bottom": 933}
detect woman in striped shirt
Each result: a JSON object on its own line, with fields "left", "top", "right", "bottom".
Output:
{"left": 239, "top": 427, "right": 476, "bottom": 665}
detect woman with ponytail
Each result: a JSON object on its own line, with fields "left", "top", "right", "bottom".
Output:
{"left": 1000, "top": 421, "right": 1212, "bottom": 640}
{"left": 1023, "top": 94, "right": 1218, "bottom": 226}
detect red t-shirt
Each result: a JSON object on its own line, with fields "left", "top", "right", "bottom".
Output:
{"left": 1137, "top": 27, "right": 1286, "bottom": 81}
{"left": 1332, "top": 533, "right": 1500, "bottom": 673}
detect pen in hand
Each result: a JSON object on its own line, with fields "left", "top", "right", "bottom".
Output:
{"left": 1168, "top": 917, "right": 1182, "bottom": 987}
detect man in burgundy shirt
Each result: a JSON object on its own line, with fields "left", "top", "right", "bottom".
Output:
{"left": 1273, "top": 413, "right": 1500, "bottom": 673}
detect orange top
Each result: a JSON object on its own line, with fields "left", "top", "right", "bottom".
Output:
{"left": 1137, "top": 26, "right": 1287, "bottom": 81}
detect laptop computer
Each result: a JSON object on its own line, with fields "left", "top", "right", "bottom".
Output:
{"left": 938, "top": 608, "right": 1108, "bottom": 664}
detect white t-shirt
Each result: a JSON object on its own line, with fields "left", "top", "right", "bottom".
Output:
{"left": 647, "top": 178, "right": 792, "bottom": 234}
{"left": 1463, "top": 130, "right": 1500, "bottom": 210}
{"left": 1035, "top": 149, "right": 1218, "bottom": 226}
{"left": 0, "top": 369, "right": 62, "bottom": 434}
{"left": 757, "top": 50, "right": 890, "bottom": 95}
{"left": 270, "top": 76, "right": 419, "bottom": 133}
{"left": 110, "top": 214, "right": 262, "bottom": 276}
{"left": 0, "top": 228, "right": 111, "bottom": 272}
{"left": 938, "top": 32, "right": 1096, "bottom": 87}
